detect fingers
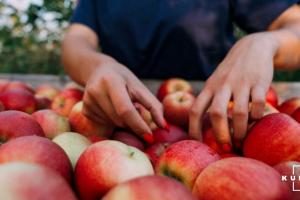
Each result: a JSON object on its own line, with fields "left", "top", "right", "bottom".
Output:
{"left": 87, "top": 88, "right": 125, "bottom": 127}
{"left": 82, "top": 93, "right": 113, "bottom": 125}
{"left": 251, "top": 86, "right": 266, "bottom": 120}
{"left": 189, "top": 88, "right": 213, "bottom": 140}
{"left": 107, "top": 79, "right": 153, "bottom": 142}
{"left": 232, "top": 88, "right": 250, "bottom": 144}
{"left": 82, "top": 104, "right": 108, "bottom": 125}
{"left": 209, "top": 86, "right": 232, "bottom": 149}
{"left": 131, "top": 83, "right": 165, "bottom": 129}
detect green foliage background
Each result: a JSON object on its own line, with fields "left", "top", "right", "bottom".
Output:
{"left": 0, "top": 1, "right": 299, "bottom": 81}
{"left": 0, "top": 0, "right": 74, "bottom": 75}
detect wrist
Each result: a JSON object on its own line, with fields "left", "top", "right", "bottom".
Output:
{"left": 81, "top": 53, "right": 118, "bottom": 85}
{"left": 242, "top": 32, "right": 280, "bottom": 57}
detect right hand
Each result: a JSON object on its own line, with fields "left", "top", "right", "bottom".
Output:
{"left": 82, "top": 58, "right": 165, "bottom": 142}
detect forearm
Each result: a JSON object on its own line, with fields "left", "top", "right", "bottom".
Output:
{"left": 268, "top": 5, "right": 300, "bottom": 70}
{"left": 62, "top": 26, "right": 116, "bottom": 86}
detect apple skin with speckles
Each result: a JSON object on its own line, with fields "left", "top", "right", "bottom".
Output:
{"left": 193, "top": 157, "right": 291, "bottom": 200}
{"left": 244, "top": 113, "right": 300, "bottom": 166}
{"left": 155, "top": 140, "right": 220, "bottom": 190}
{"left": 75, "top": 140, "right": 154, "bottom": 200}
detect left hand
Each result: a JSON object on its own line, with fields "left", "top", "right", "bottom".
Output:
{"left": 189, "top": 32, "right": 279, "bottom": 151}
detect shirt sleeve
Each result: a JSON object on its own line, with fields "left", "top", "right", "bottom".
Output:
{"left": 231, "top": 0, "right": 299, "bottom": 33}
{"left": 71, "top": 0, "right": 99, "bottom": 34}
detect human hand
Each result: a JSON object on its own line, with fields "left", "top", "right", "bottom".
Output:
{"left": 82, "top": 58, "right": 165, "bottom": 143}
{"left": 189, "top": 33, "right": 279, "bottom": 151}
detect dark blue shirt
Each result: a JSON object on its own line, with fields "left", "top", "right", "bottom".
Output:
{"left": 71, "top": 0, "right": 298, "bottom": 80}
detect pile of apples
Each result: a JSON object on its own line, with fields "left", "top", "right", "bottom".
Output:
{"left": 0, "top": 78, "right": 300, "bottom": 200}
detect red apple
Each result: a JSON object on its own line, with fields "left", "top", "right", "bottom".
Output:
{"left": 32, "top": 109, "right": 71, "bottom": 139}
{"left": 156, "top": 140, "right": 220, "bottom": 189}
{"left": 103, "top": 175, "right": 197, "bottom": 200}
{"left": 4, "top": 81, "right": 34, "bottom": 93}
{"left": 278, "top": 97, "right": 300, "bottom": 115}
{"left": 134, "top": 102, "right": 158, "bottom": 131}
{"left": 0, "top": 89, "right": 37, "bottom": 113}
{"left": 69, "top": 101, "right": 114, "bottom": 138}
{"left": 35, "top": 96, "right": 52, "bottom": 109}
{"left": 112, "top": 130, "right": 145, "bottom": 151}
{"left": 0, "top": 79, "right": 9, "bottom": 93}
{"left": 202, "top": 127, "right": 229, "bottom": 155}
{"left": 193, "top": 157, "right": 291, "bottom": 200}
{"left": 0, "top": 110, "right": 44, "bottom": 142}
{"left": 0, "top": 162, "right": 77, "bottom": 200}
{"left": 51, "top": 88, "right": 83, "bottom": 117}
{"left": 163, "top": 91, "right": 195, "bottom": 128}
{"left": 220, "top": 153, "right": 239, "bottom": 159}
{"left": 157, "top": 78, "right": 193, "bottom": 101}
{"left": 266, "top": 86, "right": 278, "bottom": 107}
{"left": 64, "top": 82, "right": 84, "bottom": 91}
{"left": 153, "top": 124, "right": 188, "bottom": 144}
{"left": 274, "top": 161, "right": 300, "bottom": 200}
{"left": 35, "top": 84, "right": 60, "bottom": 100}
{"left": 88, "top": 135, "right": 108, "bottom": 143}
{"left": 53, "top": 132, "right": 91, "bottom": 169}
{"left": 0, "top": 136, "right": 72, "bottom": 183}
{"left": 145, "top": 142, "right": 169, "bottom": 167}
{"left": 292, "top": 107, "right": 300, "bottom": 123}
{"left": 244, "top": 113, "right": 300, "bottom": 166}
{"left": 0, "top": 101, "right": 5, "bottom": 111}
{"left": 75, "top": 140, "right": 154, "bottom": 199}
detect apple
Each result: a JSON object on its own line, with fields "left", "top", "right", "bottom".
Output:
{"left": 153, "top": 124, "right": 188, "bottom": 144}
{"left": 35, "top": 96, "right": 52, "bottom": 109}
{"left": 193, "top": 157, "right": 291, "bottom": 200}
{"left": 266, "top": 86, "right": 278, "bottom": 107}
{"left": 163, "top": 91, "right": 195, "bottom": 128}
{"left": 53, "top": 132, "right": 91, "bottom": 169}
{"left": 278, "top": 97, "right": 300, "bottom": 115}
{"left": 75, "top": 140, "right": 154, "bottom": 199}
{"left": 112, "top": 130, "right": 145, "bottom": 151}
{"left": 220, "top": 153, "right": 239, "bottom": 159}
{"left": 0, "top": 136, "right": 72, "bottom": 183}
{"left": 134, "top": 102, "right": 158, "bottom": 131}
{"left": 157, "top": 78, "right": 193, "bottom": 101}
{"left": 145, "top": 142, "right": 169, "bottom": 167}
{"left": 0, "top": 89, "right": 37, "bottom": 113}
{"left": 274, "top": 161, "right": 300, "bottom": 200}
{"left": 35, "top": 84, "right": 60, "bottom": 100}
{"left": 0, "top": 101, "right": 5, "bottom": 111}
{"left": 156, "top": 140, "right": 220, "bottom": 189}
{"left": 3, "top": 81, "right": 34, "bottom": 93}
{"left": 69, "top": 101, "right": 114, "bottom": 138}
{"left": 51, "top": 88, "right": 83, "bottom": 117}
{"left": 32, "top": 109, "right": 70, "bottom": 139}
{"left": 244, "top": 113, "right": 300, "bottom": 166}
{"left": 103, "top": 175, "right": 197, "bottom": 200}
{"left": 202, "top": 127, "right": 230, "bottom": 155}
{"left": 0, "top": 79, "right": 9, "bottom": 93}
{"left": 64, "top": 82, "right": 84, "bottom": 91}
{"left": 291, "top": 107, "right": 300, "bottom": 123}
{"left": 88, "top": 135, "right": 108, "bottom": 143}
{"left": 0, "top": 162, "right": 77, "bottom": 200}
{"left": 0, "top": 110, "right": 44, "bottom": 142}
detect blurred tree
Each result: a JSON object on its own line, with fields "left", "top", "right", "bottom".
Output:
{"left": 0, "top": 0, "right": 75, "bottom": 74}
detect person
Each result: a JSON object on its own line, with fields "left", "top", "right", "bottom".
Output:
{"left": 62, "top": 0, "right": 300, "bottom": 151}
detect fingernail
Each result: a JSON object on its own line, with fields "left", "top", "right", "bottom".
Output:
{"left": 221, "top": 143, "right": 232, "bottom": 153}
{"left": 163, "top": 119, "right": 170, "bottom": 131}
{"left": 143, "top": 133, "right": 154, "bottom": 144}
